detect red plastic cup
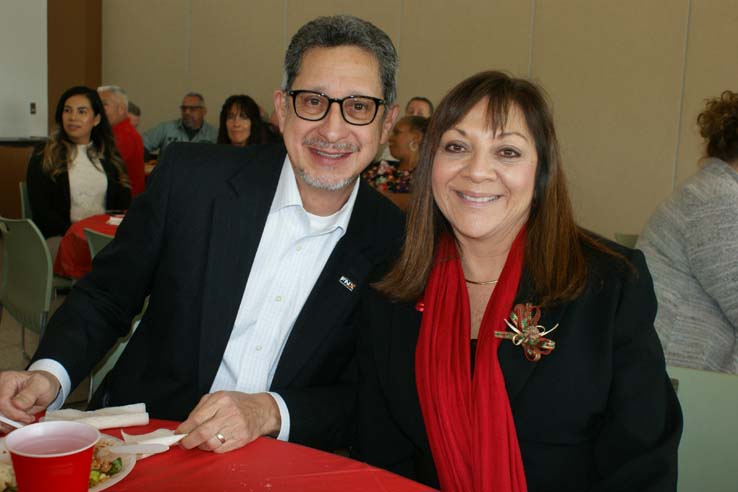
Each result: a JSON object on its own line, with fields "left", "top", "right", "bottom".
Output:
{"left": 5, "top": 421, "right": 100, "bottom": 492}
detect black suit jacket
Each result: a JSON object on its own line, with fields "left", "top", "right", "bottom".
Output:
{"left": 353, "top": 242, "right": 682, "bottom": 491}
{"left": 33, "top": 142, "right": 405, "bottom": 450}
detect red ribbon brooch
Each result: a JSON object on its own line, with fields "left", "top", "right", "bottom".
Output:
{"left": 494, "top": 303, "right": 558, "bottom": 362}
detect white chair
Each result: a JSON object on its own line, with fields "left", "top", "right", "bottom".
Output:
{"left": 0, "top": 217, "right": 53, "bottom": 358}
{"left": 667, "top": 365, "right": 738, "bottom": 492}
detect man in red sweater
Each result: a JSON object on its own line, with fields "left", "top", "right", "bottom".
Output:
{"left": 99, "top": 85, "right": 145, "bottom": 196}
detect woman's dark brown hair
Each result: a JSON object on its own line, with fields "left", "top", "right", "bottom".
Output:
{"left": 377, "top": 71, "right": 619, "bottom": 306}
{"left": 217, "top": 94, "right": 280, "bottom": 145}
{"left": 698, "top": 90, "right": 738, "bottom": 164}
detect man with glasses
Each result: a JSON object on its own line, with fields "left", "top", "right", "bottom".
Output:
{"left": 141, "top": 92, "right": 217, "bottom": 157}
{"left": 0, "top": 15, "right": 402, "bottom": 455}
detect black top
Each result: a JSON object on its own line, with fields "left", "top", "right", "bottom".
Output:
{"left": 354, "top": 240, "right": 682, "bottom": 491}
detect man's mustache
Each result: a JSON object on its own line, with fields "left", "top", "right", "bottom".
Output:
{"left": 303, "top": 138, "right": 359, "bottom": 152}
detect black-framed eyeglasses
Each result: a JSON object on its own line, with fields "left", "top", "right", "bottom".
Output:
{"left": 180, "top": 105, "right": 203, "bottom": 112}
{"left": 287, "top": 90, "right": 386, "bottom": 126}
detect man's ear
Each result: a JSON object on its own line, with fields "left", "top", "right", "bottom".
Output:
{"left": 273, "top": 90, "right": 288, "bottom": 133}
{"left": 379, "top": 104, "right": 400, "bottom": 145}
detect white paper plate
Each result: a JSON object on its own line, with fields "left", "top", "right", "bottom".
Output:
{"left": 0, "top": 433, "right": 136, "bottom": 492}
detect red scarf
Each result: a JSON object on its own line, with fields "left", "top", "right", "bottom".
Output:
{"left": 415, "top": 230, "right": 527, "bottom": 492}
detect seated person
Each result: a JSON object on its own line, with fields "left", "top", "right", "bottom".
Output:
{"left": 128, "top": 101, "right": 141, "bottom": 128}
{"left": 98, "top": 85, "right": 145, "bottom": 197}
{"left": 638, "top": 90, "right": 738, "bottom": 374}
{"left": 362, "top": 116, "right": 428, "bottom": 211}
{"left": 405, "top": 96, "right": 433, "bottom": 117}
{"left": 26, "top": 86, "right": 131, "bottom": 253}
{"left": 0, "top": 15, "right": 402, "bottom": 457}
{"left": 217, "top": 94, "right": 281, "bottom": 146}
{"left": 142, "top": 92, "right": 217, "bottom": 158}
{"left": 353, "top": 71, "right": 681, "bottom": 491}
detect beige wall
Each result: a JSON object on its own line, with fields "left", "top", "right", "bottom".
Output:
{"left": 102, "top": 0, "right": 738, "bottom": 239}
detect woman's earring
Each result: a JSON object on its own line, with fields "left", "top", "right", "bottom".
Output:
{"left": 409, "top": 141, "right": 418, "bottom": 152}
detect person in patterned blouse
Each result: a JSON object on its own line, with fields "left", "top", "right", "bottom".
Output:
{"left": 362, "top": 115, "right": 428, "bottom": 211}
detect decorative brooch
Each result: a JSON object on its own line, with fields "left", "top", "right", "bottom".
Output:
{"left": 494, "top": 303, "right": 558, "bottom": 362}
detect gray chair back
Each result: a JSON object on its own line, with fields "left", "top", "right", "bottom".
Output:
{"left": 84, "top": 228, "right": 114, "bottom": 259}
{"left": 0, "top": 217, "right": 53, "bottom": 356}
{"left": 668, "top": 365, "right": 738, "bottom": 492}
{"left": 19, "top": 182, "right": 32, "bottom": 220}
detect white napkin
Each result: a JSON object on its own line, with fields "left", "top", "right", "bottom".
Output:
{"left": 106, "top": 215, "right": 123, "bottom": 225}
{"left": 120, "top": 428, "right": 186, "bottom": 460}
{"left": 42, "top": 403, "right": 149, "bottom": 429}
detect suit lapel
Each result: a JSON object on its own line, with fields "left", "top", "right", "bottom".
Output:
{"left": 197, "top": 146, "right": 285, "bottom": 393}
{"left": 272, "top": 182, "right": 377, "bottom": 388}
{"left": 499, "top": 270, "right": 567, "bottom": 402}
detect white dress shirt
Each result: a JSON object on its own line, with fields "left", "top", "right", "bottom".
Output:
{"left": 31, "top": 156, "right": 359, "bottom": 442}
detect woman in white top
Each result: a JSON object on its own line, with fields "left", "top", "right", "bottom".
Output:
{"left": 26, "top": 86, "right": 131, "bottom": 246}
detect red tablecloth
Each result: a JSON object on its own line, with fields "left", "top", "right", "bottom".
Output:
{"left": 104, "top": 419, "right": 433, "bottom": 492}
{"left": 53, "top": 214, "right": 119, "bottom": 278}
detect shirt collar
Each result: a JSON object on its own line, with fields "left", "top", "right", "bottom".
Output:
{"left": 271, "top": 155, "right": 360, "bottom": 234}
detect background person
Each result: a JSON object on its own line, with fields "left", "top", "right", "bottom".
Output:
{"left": 98, "top": 85, "right": 145, "bottom": 196}
{"left": 128, "top": 101, "right": 141, "bottom": 128}
{"left": 216, "top": 94, "right": 280, "bottom": 146}
{"left": 362, "top": 116, "right": 428, "bottom": 211}
{"left": 0, "top": 15, "right": 401, "bottom": 457}
{"left": 26, "top": 85, "right": 131, "bottom": 254}
{"left": 405, "top": 96, "right": 433, "bottom": 117}
{"left": 353, "top": 71, "right": 681, "bottom": 491}
{"left": 637, "top": 90, "right": 738, "bottom": 374}
{"left": 142, "top": 92, "right": 217, "bottom": 157}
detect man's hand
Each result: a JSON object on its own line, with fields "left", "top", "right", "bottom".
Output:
{"left": 176, "top": 392, "right": 281, "bottom": 453}
{"left": 0, "top": 370, "right": 61, "bottom": 432}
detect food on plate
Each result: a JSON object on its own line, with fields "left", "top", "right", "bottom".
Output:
{"left": 0, "top": 462, "right": 16, "bottom": 491}
{"left": 89, "top": 441, "right": 123, "bottom": 488}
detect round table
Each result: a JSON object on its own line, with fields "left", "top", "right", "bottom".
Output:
{"left": 53, "top": 214, "right": 120, "bottom": 279}
{"left": 103, "top": 419, "right": 434, "bottom": 492}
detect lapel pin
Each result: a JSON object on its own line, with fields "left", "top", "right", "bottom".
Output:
{"left": 494, "top": 303, "right": 558, "bottom": 362}
{"left": 339, "top": 276, "right": 356, "bottom": 292}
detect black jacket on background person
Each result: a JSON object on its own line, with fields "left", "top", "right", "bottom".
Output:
{"left": 353, "top": 242, "right": 682, "bottom": 491}
{"left": 31, "top": 142, "right": 405, "bottom": 451}
{"left": 26, "top": 147, "right": 131, "bottom": 238}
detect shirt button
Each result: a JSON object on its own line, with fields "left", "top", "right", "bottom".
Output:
{"left": 255, "top": 345, "right": 263, "bottom": 351}
{"left": 275, "top": 296, "right": 283, "bottom": 302}
{"left": 296, "top": 245, "right": 303, "bottom": 251}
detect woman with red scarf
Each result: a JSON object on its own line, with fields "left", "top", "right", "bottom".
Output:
{"left": 353, "top": 71, "right": 682, "bottom": 492}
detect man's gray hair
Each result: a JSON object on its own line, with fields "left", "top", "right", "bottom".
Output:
{"left": 184, "top": 92, "right": 205, "bottom": 106}
{"left": 282, "top": 15, "right": 398, "bottom": 105}
{"left": 98, "top": 85, "right": 128, "bottom": 106}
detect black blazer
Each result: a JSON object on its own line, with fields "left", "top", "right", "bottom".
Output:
{"left": 33, "top": 142, "right": 405, "bottom": 451}
{"left": 26, "top": 146, "right": 131, "bottom": 238}
{"left": 353, "top": 242, "right": 682, "bottom": 491}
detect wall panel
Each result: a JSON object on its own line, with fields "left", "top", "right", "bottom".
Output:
{"left": 399, "top": 0, "right": 531, "bottom": 111}
{"left": 532, "top": 0, "right": 688, "bottom": 237}
{"left": 675, "top": 1, "right": 738, "bottom": 185}
{"left": 190, "top": 0, "right": 285, "bottom": 120}
{"left": 102, "top": 0, "right": 191, "bottom": 132}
